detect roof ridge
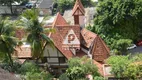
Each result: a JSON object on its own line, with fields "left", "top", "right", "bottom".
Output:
{"left": 52, "top": 12, "right": 68, "bottom": 26}
{"left": 72, "top": 0, "right": 85, "bottom": 15}
{"left": 97, "top": 36, "right": 110, "bottom": 54}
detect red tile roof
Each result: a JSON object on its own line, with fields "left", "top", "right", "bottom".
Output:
{"left": 49, "top": 25, "right": 81, "bottom": 59}
{"left": 45, "top": 12, "right": 81, "bottom": 59}
{"left": 91, "top": 36, "right": 110, "bottom": 61}
{"left": 76, "top": 50, "right": 87, "bottom": 57}
{"left": 81, "top": 28, "right": 97, "bottom": 48}
{"left": 81, "top": 28, "right": 110, "bottom": 62}
{"left": 72, "top": 0, "right": 85, "bottom": 16}
{"left": 93, "top": 60, "right": 104, "bottom": 76}
{"left": 13, "top": 46, "right": 31, "bottom": 58}
{"left": 52, "top": 12, "right": 69, "bottom": 26}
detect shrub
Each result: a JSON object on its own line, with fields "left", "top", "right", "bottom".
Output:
{"left": 19, "top": 62, "right": 53, "bottom": 80}
{"left": 19, "top": 62, "right": 39, "bottom": 75}
{"left": 66, "top": 67, "right": 85, "bottom": 80}
{"left": 59, "top": 73, "right": 70, "bottom": 80}
{"left": 124, "top": 62, "right": 142, "bottom": 80}
{"left": 94, "top": 76, "right": 104, "bottom": 80}
{"left": 106, "top": 55, "right": 131, "bottom": 78}
{"left": 26, "top": 71, "right": 53, "bottom": 80}
{"left": 1, "top": 62, "right": 21, "bottom": 73}
{"left": 66, "top": 56, "right": 100, "bottom": 80}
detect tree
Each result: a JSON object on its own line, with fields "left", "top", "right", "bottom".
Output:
{"left": 124, "top": 61, "right": 142, "bottom": 80}
{"left": 92, "top": 0, "right": 142, "bottom": 51}
{"left": 106, "top": 55, "right": 131, "bottom": 78}
{"left": 66, "top": 56, "right": 100, "bottom": 80}
{"left": 19, "top": 9, "right": 54, "bottom": 61}
{"left": 107, "top": 55, "right": 142, "bottom": 79}
{"left": 111, "top": 39, "right": 132, "bottom": 55}
{"left": 0, "top": 17, "right": 17, "bottom": 66}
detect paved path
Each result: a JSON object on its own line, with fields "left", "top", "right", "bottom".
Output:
{"left": 128, "top": 46, "right": 142, "bottom": 54}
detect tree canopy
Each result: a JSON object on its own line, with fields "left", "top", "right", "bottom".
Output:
{"left": 107, "top": 54, "right": 142, "bottom": 79}
{"left": 0, "top": 17, "right": 17, "bottom": 66}
{"left": 19, "top": 9, "right": 54, "bottom": 60}
{"left": 91, "top": 0, "right": 142, "bottom": 52}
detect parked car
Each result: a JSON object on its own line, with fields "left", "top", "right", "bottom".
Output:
{"left": 25, "top": 2, "right": 34, "bottom": 8}
{"left": 127, "top": 44, "right": 137, "bottom": 50}
{"left": 137, "top": 40, "right": 142, "bottom": 46}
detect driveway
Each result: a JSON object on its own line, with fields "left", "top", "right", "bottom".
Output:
{"left": 128, "top": 46, "right": 142, "bottom": 54}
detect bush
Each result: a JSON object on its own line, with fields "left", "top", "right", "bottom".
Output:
{"left": 66, "top": 56, "right": 100, "bottom": 80}
{"left": 124, "top": 62, "right": 142, "bottom": 80}
{"left": 106, "top": 55, "right": 131, "bottom": 78}
{"left": 94, "top": 76, "right": 104, "bottom": 80}
{"left": 1, "top": 62, "right": 21, "bottom": 73}
{"left": 66, "top": 67, "right": 85, "bottom": 80}
{"left": 19, "top": 62, "right": 53, "bottom": 80}
{"left": 59, "top": 73, "right": 70, "bottom": 80}
{"left": 26, "top": 71, "right": 53, "bottom": 80}
{"left": 19, "top": 62, "right": 39, "bottom": 75}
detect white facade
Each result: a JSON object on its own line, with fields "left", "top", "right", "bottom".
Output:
{"left": 43, "top": 45, "right": 67, "bottom": 65}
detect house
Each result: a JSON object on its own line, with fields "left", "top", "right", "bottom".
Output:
{"left": 14, "top": 0, "right": 110, "bottom": 76}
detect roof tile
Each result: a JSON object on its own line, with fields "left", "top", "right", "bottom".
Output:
{"left": 72, "top": 0, "right": 85, "bottom": 15}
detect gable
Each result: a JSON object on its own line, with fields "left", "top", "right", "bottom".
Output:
{"left": 63, "top": 29, "right": 80, "bottom": 45}
{"left": 91, "top": 36, "right": 110, "bottom": 61}
{"left": 73, "top": 6, "right": 84, "bottom": 15}
{"left": 72, "top": 0, "right": 85, "bottom": 16}
{"left": 52, "top": 12, "right": 68, "bottom": 26}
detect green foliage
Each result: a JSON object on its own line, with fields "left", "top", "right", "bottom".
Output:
{"left": 94, "top": 76, "right": 104, "bottom": 80}
{"left": 18, "top": 62, "right": 53, "bottom": 80}
{"left": 19, "top": 9, "right": 54, "bottom": 59}
{"left": 107, "top": 55, "right": 142, "bottom": 79}
{"left": 1, "top": 62, "right": 21, "bottom": 73}
{"left": 124, "top": 62, "right": 142, "bottom": 80}
{"left": 19, "top": 62, "right": 39, "bottom": 75}
{"left": 66, "top": 56, "right": 100, "bottom": 80}
{"left": 26, "top": 71, "right": 53, "bottom": 80}
{"left": 92, "top": 0, "right": 142, "bottom": 52}
{"left": 0, "top": 17, "right": 17, "bottom": 66}
{"left": 56, "top": 0, "right": 74, "bottom": 13}
{"left": 111, "top": 39, "right": 132, "bottom": 55}
{"left": 59, "top": 73, "right": 70, "bottom": 80}
{"left": 132, "top": 54, "right": 142, "bottom": 61}
{"left": 68, "top": 57, "right": 82, "bottom": 68}
{"left": 66, "top": 67, "right": 84, "bottom": 80}
{"left": 106, "top": 55, "right": 131, "bottom": 78}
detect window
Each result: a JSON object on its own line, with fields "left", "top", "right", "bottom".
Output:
{"left": 41, "top": 57, "right": 47, "bottom": 63}
{"left": 59, "top": 57, "right": 66, "bottom": 63}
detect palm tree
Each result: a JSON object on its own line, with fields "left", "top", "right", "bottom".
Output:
{"left": 19, "top": 9, "right": 54, "bottom": 61}
{"left": 0, "top": 17, "right": 17, "bottom": 66}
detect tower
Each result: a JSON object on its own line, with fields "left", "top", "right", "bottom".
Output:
{"left": 72, "top": 0, "right": 85, "bottom": 28}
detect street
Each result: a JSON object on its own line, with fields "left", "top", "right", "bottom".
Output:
{"left": 128, "top": 46, "right": 142, "bottom": 54}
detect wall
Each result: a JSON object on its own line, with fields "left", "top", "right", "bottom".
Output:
{"left": 0, "top": 6, "right": 11, "bottom": 14}
{"left": 43, "top": 45, "right": 66, "bottom": 64}
{"left": 79, "top": 16, "right": 85, "bottom": 28}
